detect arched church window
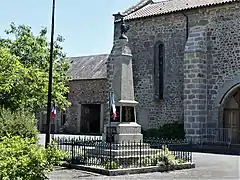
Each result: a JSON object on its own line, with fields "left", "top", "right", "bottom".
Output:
{"left": 154, "top": 41, "right": 164, "bottom": 100}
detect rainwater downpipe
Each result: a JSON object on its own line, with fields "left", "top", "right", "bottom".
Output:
{"left": 182, "top": 12, "right": 189, "bottom": 41}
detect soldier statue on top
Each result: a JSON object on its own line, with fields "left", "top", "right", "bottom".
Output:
{"left": 119, "top": 16, "right": 130, "bottom": 40}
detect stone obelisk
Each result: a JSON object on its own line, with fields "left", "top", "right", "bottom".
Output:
{"left": 102, "top": 15, "right": 143, "bottom": 143}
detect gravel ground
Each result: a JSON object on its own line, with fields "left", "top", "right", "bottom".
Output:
{"left": 49, "top": 152, "right": 240, "bottom": 180}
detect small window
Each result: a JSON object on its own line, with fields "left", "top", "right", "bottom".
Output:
{"left": 61, "top": 110, "right": 66, "bottom": 125}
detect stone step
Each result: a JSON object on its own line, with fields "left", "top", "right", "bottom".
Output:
{"left": 94, "top": 143, "right": 151, "bottom": 150}
{"left": 88, "top": 148, "right": 161, "bottom": 157}
{"left": 86, "top": 154, "right": 157, "bottom": 159}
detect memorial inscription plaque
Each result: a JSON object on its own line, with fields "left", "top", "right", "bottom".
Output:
{"left": 122, "top": 106, "right": 135, "bottom": 122}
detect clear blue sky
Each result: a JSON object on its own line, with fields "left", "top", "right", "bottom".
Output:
{"left": 0, "top": 0, "right": 139, "bottom": 57}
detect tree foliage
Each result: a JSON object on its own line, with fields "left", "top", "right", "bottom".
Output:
{"left": 0, "top": 108, "right": 39, "bottom": 141}
{"left": 0, "top": 23, "right": 70, "bottom": 112}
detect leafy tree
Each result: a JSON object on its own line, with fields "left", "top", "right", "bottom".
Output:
{"left": 0, "top": 23, "right": 71, "bottom": 112}
{"left": 0, "top": 108, "right": 39, "bottom": 141}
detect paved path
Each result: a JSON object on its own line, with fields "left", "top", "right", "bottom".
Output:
{"left": 49, "top": 153, "right": 240, "bottom": 179}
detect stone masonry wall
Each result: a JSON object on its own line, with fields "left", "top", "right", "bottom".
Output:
{"left": 114, "top": 13, "right": 187, "bottom": 130}
{"left": 185, "top": 3, "right": 240, "bottom": 141}
{"left": 68, "top": 79, "right": 108, "bottom": 103}
{"left": 62, "top": 79, "right": 108, "bottom": 133}
{"left": 184, "top": 3, "right": 240, "bottom": 132}
{"left": 113, "top": 2, "right": 240, "bottom": 137}
{"left": 205, "top": 4, "right": 240, "bottom": 127}
{"left": 183, "top": 26, "right": 208, "bottom": 143}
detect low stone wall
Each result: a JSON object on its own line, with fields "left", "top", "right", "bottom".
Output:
{"left": 62, "top": 162, "right": 195, "bottom": 176}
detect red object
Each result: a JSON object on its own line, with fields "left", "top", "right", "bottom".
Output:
{"left": 51, "top": 104, "right": 56, "bottom": 120}
{"left": 113, "top": 111, "right": 117, "bottom": 120}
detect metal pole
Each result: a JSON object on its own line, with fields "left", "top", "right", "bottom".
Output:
{"left": 51, "top": 119, "right": 55, "bottom": 140}
{"left": 109, "top": 92, "right": 112, "bottom": 142}
{"left": 45, "top": 0, "right": 56, "bottom": 148}
{"left": 109, "top": 92, "right": 112, "bottom": 169}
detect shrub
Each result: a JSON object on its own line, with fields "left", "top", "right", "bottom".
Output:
{"left": 140, "top": 156, "right": 152, "bottom": 167}
{"left": 0, "top": 108, "right": 39, "bottom": 141}
{"left": 150, "top": 145, "right": 185, "bottom": 166}
{"left": 104, "top": 160, "right": 120, "bottom": 169}
{"left": 0, "top": 135, "right": 66, "bottom": 180}
{"left": 142, "top": 121, "right": 185, "bottom": 140}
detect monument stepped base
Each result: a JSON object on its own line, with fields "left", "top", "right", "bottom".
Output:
{"left": 87, "top": 142, "right": 160, "bottom": 159}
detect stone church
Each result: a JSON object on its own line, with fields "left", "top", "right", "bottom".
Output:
{"left": 39, "top": 0, "right": 240, "bottom": 144}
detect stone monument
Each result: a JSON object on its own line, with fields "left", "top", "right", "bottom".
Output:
{"left": 102, "top": 14, "right": 143, "bottom": 143}
{"left": 89, "top": 16, "right": 157, "bottom": 161}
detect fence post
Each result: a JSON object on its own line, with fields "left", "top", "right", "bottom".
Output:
{"left": 190, "top": 151, "right": 192, "bottom": 163}
{"left": 71, "top": 139, "right": 74, "bottom": 164}
{"left": 110, "top": 139, "right": 112, "bottom": 169}
{"left": 83, "top": 138, "right": 86, "bottom": 165}
{"left": 140, "top": 140, "right": 142, "bottom": 167}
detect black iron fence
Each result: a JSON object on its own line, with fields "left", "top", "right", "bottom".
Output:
{"left": 54, "top": 137, "right": 192, "bottom": 169}
{"left": 199, "top": 128, "right": 240, "bottom": 145}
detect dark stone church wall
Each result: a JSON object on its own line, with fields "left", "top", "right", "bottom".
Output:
{"left": 181, "top": 2, "right": 240, "bottom": 142}
{"left": 113, "top": 13, "right": 187, "bottom": 130}
{"left": 111, "top": 2, "right": 240, "bottom": 140}
{"left": 204, "top": 3, "right": 240, "bottom": 127}
{"left": 184, "top": 2, "right": 240, "bottom": 130}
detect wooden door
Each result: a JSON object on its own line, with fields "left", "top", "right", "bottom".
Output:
{"left": 80, "top": 104, "right": 101, "bottom": 134}
{"left": 223, "top": 109, "right": 240, "bottom": 144}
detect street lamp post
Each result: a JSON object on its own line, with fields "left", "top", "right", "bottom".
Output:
{"left": 45, "top": 0, "right": 56, "bottom": 148}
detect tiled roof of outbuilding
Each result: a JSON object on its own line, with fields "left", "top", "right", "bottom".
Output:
{"left": 67, "top": 54, "right": 108, "bottom": 80}
{"left": 124, "top": 0, "right": 238, "bottom": 20}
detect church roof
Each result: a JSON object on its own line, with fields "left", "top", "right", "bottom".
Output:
{"left": 67, "top": 54, "right": 108, "bottom": 80}
{"left": 124, "top": 0, "right": 238, "bottom": 20}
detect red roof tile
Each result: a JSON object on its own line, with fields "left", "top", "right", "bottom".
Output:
{"left": 124, "top": 0, "right": 238, "bottom": 20}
